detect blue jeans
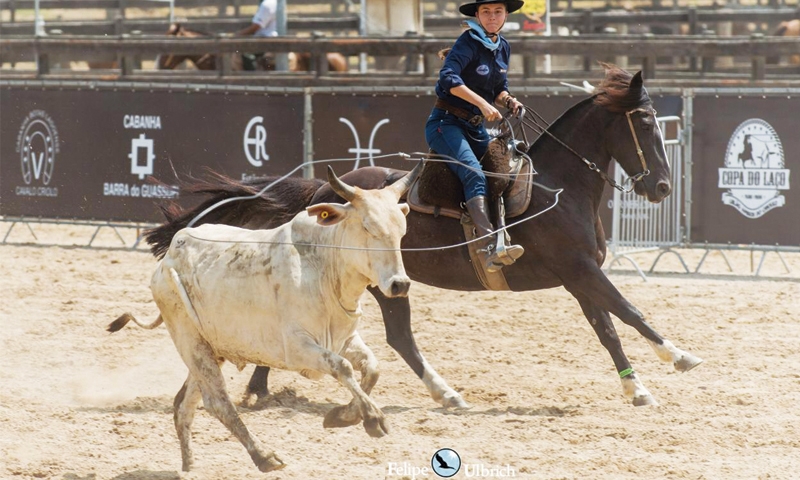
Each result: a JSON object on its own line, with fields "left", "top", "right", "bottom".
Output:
{"left": 425, "top": 108, "right": 490, "bottom": 200}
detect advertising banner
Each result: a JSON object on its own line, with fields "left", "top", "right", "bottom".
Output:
{"left": 507, "top": 0, "right": 548, "bottom": 33}
{"left": 310, "top": 91, "right": 590, "bottom": 177}
{"left": 0, "top": 85, "right": 304, "bottom": 222}
{"left": 690, "top": 95, "right": 799, "bottom": 245}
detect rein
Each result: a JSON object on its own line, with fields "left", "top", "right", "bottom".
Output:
{"left": 518, "top": 101, "right": 654, "bottom": 193}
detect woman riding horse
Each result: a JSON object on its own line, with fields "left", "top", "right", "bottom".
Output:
{"left": 426, "top": 0, "right": 526, "bottom": 272}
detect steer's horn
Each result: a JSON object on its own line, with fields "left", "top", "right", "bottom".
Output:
{"left": 327, "top": 166, "right": 357, "bottom": 202}
{"left": 387, "top": 160, "right": 424, "bottom": 199}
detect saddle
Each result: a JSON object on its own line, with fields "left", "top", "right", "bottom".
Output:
{"left": 406, "top": 136, "right": 536, "bottom": 290}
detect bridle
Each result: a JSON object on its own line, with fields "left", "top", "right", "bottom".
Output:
{"left": 518, "top": 101, "right": 658, "bottom": 193}
{"left": 624, "top": 106, "right": 656, "bottom": 184}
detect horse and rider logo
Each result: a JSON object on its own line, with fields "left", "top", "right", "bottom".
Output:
{"left": 718, "top": 118, "right": 790, "bottom": 218}
{"left": 16, "top": 110, "right": 59, "bottom": 187}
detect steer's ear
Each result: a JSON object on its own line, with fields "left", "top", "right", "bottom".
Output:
{"left": 307, "top": 203, "right": 348, "bottom": 226}
{"left": 399, "top": 203, "right": 410, "bottom": 216}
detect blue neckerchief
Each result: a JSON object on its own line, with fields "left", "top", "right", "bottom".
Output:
{"left": 466, "top": 19, "right": 500, "bottom": 51}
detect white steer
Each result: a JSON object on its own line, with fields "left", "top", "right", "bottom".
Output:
{"left": 109, "top": 164, "right": 421, "bottom": 472}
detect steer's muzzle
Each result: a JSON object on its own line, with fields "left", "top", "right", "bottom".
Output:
{"left": 385, "top": 275, "right": 411, "bottom": 298}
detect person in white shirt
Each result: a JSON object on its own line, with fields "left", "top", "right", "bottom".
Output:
{"left": 236, "top": 0, "right": 279, "bottom": 70}
{"left": 237, "top": 0, "right": 278, "bottom": 38}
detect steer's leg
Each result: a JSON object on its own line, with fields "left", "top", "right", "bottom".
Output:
{"left": 324, "top": 332, "right": 379, "bottom": 428}
{"left": 174, "top": 374, "right": 203, "bottom": 471}
{"left": 368, "top": 286, "right": 468, "bottom": 409}
{"left": 176, "top": 335, "right": 285, "bottom": 472}
{"left": 288, "top": 338, "right": 388, "bottom": 438}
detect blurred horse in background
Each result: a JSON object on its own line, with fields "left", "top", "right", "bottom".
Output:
{"left": 772, "top": 20, "right": 800, "bottom": 65}
{"left": 156, "top": 23, "right": 348, "bottom": 72}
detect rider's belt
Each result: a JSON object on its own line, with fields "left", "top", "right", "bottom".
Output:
{"left": 434, "top": 98, "right": 484, "bottom": 126}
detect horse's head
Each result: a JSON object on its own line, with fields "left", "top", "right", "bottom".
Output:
{"left": 594, "top": 65, "right": 671, "bottom": 203}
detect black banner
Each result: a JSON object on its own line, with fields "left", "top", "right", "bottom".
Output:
{"left": 0, "top": 85, "right": 305, "bottom": 222}
{"left": 691, "top": 95, "right": 799, "bottom": 245}
{"left": 0, "top": 82, "right": 682, "bottom": 240}
{"left": 310, "top": 91, "right": 590, "bottom": 175}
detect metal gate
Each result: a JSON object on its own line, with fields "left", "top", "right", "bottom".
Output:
{"left": 606, "top": 115, "right": 688, "bottom": 279}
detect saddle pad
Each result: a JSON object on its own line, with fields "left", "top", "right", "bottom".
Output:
{"left": 407, "top": 170, "right": 464, "bottom": 220}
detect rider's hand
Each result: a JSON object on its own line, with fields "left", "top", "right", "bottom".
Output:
{"left": 480, "top": 102, "right": 502, "bottom": 122}
{"left": 507, "top": 97, "right": 523, "bottom": 116}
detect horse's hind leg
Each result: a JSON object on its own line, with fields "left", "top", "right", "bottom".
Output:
{"left": 565, "top": 263, "right": 703, "bottom": 372}
{"left": 368, "top": 286, "right": 468, "bottom": 409}
{"left": 246, "top": 366, "right": 271, "bottom": 399}
{"left": 575, "top": 295, "right": 657, "bottom": 406}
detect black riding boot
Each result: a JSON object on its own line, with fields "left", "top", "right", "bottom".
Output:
{"left": 465, "top": 196, "right": 523, "bottom": 273}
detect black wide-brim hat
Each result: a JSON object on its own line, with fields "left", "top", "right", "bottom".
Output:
{"left": 459, "top": 0, "right": 525, "bottom": 17}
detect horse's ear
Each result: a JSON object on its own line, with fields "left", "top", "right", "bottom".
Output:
{"left": 630, "top": 71, "right": 644, "bottom": 90}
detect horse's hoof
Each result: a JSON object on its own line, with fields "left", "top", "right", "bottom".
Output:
{"left": 674, "top": 354, "right": 703, "bottom": 373}
{"left": 632, "top": 394, "right": 659, "bottom": 407}
{"left": 363, "top": 415, "right": 389, "bottom": 438}
{"left": 256, "top": 452, "right": 286, "bottom": 473}
{"left": 441, "top": 392, "right": 470, "bottom": 409}
{"left": 323, "top": 405, "right": 361, "bottom": 429}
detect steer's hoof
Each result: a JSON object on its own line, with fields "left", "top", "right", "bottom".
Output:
{"left": 256, "top": 452, "right": 286, "bottom": 473}
{"left": 632, "top": 394, "right": 659, "bottom": 407}
{"left": 363, "top": 415, "right": 389, "bottom": 438}
{"left": 674, "top": 354, "right": 704, "bottom": 373}
{"left": 323, "top": 405, "right": 361, "bottom": 429}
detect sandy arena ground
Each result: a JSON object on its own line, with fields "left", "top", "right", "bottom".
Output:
{"left": 1, "top": 223, "right": 799, "bottom": 480}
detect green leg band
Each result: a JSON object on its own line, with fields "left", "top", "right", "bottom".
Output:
{"left": 618, "top": 368, "right": 634, "bottom": 378}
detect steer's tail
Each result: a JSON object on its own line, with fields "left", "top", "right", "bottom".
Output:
{"left": 107, "top": 312, "right": 164, "bottom": 332}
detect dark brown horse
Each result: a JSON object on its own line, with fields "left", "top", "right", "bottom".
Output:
{"left": 156, "top": 23, "right": 348, "bottom": 72}
{"left": 145, "top": 66, "right": 702, "bottom": 408}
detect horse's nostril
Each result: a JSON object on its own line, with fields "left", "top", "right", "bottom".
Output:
{"left": 657, "top": 181, "right": 671, "bottom": 197}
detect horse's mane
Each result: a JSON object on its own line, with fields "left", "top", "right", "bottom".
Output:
{"left": 592, "top": 63, "right": 651, "bottom": 113}
{"left": 145, "top": 169, "right": 324, "bottom": 259}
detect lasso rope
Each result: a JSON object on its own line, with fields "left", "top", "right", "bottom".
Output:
{"left": 183, "top": 151, "right": 562, "bottom": 252}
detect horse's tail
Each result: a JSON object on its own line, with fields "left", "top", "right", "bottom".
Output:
{"left": 145, "top": 169, "right": 325, "bottom": 259}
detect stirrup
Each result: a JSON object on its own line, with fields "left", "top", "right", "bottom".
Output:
{"left": 484, "top": 236, "right": 524, "bottom": 273}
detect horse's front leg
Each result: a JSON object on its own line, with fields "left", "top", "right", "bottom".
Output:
{"left": 575, "top": 294, "right": 657, "bottom": 406}
{"left": 564, "top": 262, "right": 703, "bottom": 385}
{"left": 367, "top": 287, "right": 468, "bottom": 409}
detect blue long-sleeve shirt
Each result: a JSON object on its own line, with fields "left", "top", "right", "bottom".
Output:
{"left": 435, "top": 30, "right": 511, "bottom": 117}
